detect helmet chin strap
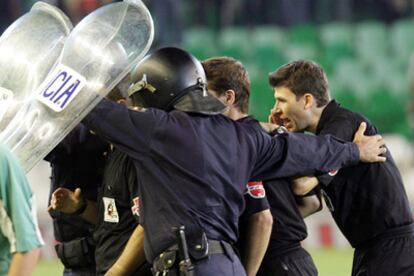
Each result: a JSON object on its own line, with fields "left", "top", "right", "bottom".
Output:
{"left": 127, "top": 73, "right": 157, "bottom": 97}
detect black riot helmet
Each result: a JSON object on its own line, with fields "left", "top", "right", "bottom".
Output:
{"left": 128, "top": 47, "right": 227, "bottom": 115}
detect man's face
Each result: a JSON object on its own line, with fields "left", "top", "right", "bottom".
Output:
{"left": 270, "top": 86, "right": 309, "bottom": 132}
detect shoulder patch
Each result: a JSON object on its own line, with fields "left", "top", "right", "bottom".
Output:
{"left": 103, "top": 197, "right": 119, "bottom": 223}
{"left": 328, "top": 169, "right": 339, "bottom": 176}
{"left": 245, "top": 181, "right": 266, "bottom": 199}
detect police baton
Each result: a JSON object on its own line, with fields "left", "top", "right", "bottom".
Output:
{"left": 173, "top": 226, "right": 194, "bottom": 276}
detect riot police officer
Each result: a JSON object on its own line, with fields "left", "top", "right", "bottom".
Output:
{"left": 81, "top": 47, "right": 385, "bottom": 275}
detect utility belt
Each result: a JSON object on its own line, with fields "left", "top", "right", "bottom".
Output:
{"left": 152, "top": 226, "right": 236, "bottom": 276}
{"left": 152, "top": 239, "right": 235, "bottom": 276}
{"left": 55, "top": 236, "right": 95, "bottom": 269}
{"left": 50, "top": 210, "right": 94, "bottom": 241}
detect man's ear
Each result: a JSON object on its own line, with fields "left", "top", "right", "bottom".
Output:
{"left": 303, "top": 93, "right": 315, "bottom": 109}
{"left": 224, "top": 89, "right": 236, "bottom": 105}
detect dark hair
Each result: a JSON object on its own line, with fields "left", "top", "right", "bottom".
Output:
{"left": 268, "top": 60, "right": 330, "bottom": 107}
{"left": 202, "top": 57, "right": 250, "bottom": 113}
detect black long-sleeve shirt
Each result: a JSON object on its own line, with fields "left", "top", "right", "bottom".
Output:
{"left": 316, "top": 100, "right": 412, "bottom": 247}
{"left": 83, "top": 99, "right": 359, "bottom": 262}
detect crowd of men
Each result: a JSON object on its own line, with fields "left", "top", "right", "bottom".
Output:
{"left": 1, "top": 45, "right": 413, "bottom": 276}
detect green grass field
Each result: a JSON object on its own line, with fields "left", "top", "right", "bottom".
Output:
{"left": 33, "top": 259, "right": 63, "bottom": 276}
{"left": 33, "top": 247, "right": 353, "bottom": 276}
{"left": 309, "top": 248, "right": 353, "bottom": 276}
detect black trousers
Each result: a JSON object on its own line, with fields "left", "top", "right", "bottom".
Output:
{"left": 151, "top": 253, "right": 246, "bottom": 276}
{"left": 257, "top": 246, "right": 317, "bottom": 276}
{"left": 352, "top": 224, "right": 414, "bottom": 276}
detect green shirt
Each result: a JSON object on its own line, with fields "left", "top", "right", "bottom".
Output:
{"left": 0, "top": 144, "right": 43, "bottom": 275}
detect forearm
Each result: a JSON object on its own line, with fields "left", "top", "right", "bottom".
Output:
{"left": 242, "top": 210, "right": 273, "bottom": 276}
{"left": 291, "top": 176, "right": 319, "bottom": 196}
{"left": 294, "top": 134, "right": 359, "bottom": 174}
{"left": 297, "top": 194, "right": 322, "bottom": 218}
{"left": 8, "top": 249, "right": 40, "bottom": 276}
{"left": 106, "top": 225, "right": 146, "bottom": 275}
{"left": 253, "top": 133, "right": 359, "bottom": 181}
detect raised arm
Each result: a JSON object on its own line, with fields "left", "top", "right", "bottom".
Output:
{"left": 82, "top": 99, "right": 161, "bottom": 161}
{"left": 251, "top": 123, "right": 386, "bottom": 181}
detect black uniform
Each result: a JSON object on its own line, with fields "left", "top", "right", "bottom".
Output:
{"left": 237, "top": 180, "right": 270, "bottom": 275}
{"left": 94, "top": 147, "right": 150, "bottom": 275}
{"left": 45, "top": 124, "right": 108, "bottom": 275}
{"left": 258, "top": 179, "right": 318, "bottom": 276}
{"left": 238, "top": 116, "right": 270, "bottom": 221}
{"left": 316, "top": 100, "right": 414, "bottom": 276}
{"left": 239, "top": 117, "right": 318, "bottom": 276}
{"left": 83, "top": 100, "right": 359, "bottom": 274}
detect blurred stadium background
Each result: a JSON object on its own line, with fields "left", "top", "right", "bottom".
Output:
{"left": 3, "top": 0, "right": 414, "bottom": 275}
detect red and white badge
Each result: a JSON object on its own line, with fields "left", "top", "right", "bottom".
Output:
{"left": 131, "top": 197, "right": 140, "bottom": 217}
{"left": 328, "top": 169, "right": 339, "bottom": 176}
{"left": 245, "top": 181, "right": 266, "bottom": 199}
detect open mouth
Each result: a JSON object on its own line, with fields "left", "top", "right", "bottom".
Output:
{"left": 270, "top": 112, "right": 284, "bottom": 126}
{"left": 281, "top": 118, "right": 293, "bottom": 130}
{"left": 270, "top": 113, "right": 294, "bottom": 130}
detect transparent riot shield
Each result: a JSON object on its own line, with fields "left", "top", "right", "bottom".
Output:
{"left": 0, "top": 2, "right": 72, "bottom": 132}
{"left": 0, "top": 0, "right": 154, "bottom": 172}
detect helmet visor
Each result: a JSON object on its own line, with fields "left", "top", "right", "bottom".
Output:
{"left": 174, "top": 88, "right": 227, "bottom": 115}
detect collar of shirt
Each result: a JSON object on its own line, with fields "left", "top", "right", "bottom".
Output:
{"left": 316, "top": 100, "right": 341, "bottom": 135}
{"left": 236, "top": 115, "right": 257, "bottom": 124}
